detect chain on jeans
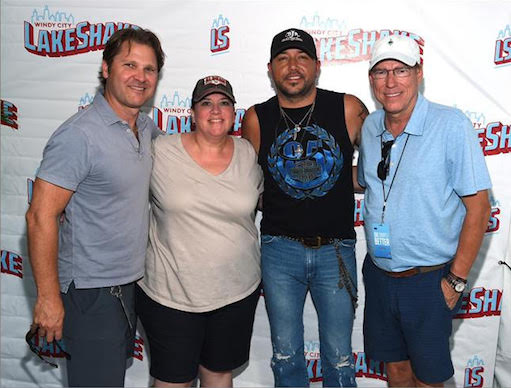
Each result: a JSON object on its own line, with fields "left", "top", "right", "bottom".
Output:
{"left": 110, "top": 285, "right": 133, "bottom": 330}
{"left": 333, "top": 240, "right": 358, "bottom": 313}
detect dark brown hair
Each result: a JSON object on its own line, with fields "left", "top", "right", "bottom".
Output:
{"left": 99, "top": 28, "right": 165, "bottom": 87}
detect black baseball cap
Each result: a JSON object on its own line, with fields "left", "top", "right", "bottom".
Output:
{"left": 270, "top": 28, "right": 317, "bottom": 61}
{"left": 192, "top": 75, "right": 236, "bottom": 104}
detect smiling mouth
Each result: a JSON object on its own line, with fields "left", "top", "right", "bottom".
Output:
{"left": 286, "top": 73, "right": 303, "bottom": 82}
{"left": 129, "top": 85, "right": 146, "bottom": 92}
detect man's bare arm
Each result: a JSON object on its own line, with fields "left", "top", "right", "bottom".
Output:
{"left": 344, "top": 94, "right": 369, "bottom": 147}
{"left": 26, "top": 178, "right": 73, "bottom": 342}
{"left": 344, "top": 94, "right": 369, "bottom": 192}
{"left": 241, "top": 106, "right": 261, "bottom": 154}
{"left": 441, "top": 189, "right": 491, "bottom": 308}
{"left": 450, "top": 189, "right": 491, "bottom": 278}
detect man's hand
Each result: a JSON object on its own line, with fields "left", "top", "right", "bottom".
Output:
{"left": 440, "top": 277, "right": 462, "bottom": 310}
{"left": 33, "top": 294, "right": 65, "bottom": 342}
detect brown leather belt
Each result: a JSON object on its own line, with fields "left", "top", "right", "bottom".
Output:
{"left": 283, "top": 235, "right": 336, "bottom": 249}
{"left": 383, "top": 261, "right": 451, "bottom": 278}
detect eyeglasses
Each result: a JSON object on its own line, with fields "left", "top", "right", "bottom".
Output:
{"left": 371, "top": 66, "right": 412, "bottom": 79}
{"left": 25, "top": 327, "right": 71, "bottom": 368}
{"left": 377, "top": 140, "right": 394, "bottom": 180}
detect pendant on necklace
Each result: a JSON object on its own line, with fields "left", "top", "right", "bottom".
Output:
{"left": 294, "top": 143, "right": 303, "bottom": 157}
{"left": 293, "top": 126, "right": 301, "bottom": 141}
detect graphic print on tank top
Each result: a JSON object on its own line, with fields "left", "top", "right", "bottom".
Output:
{"left": 267, "top": 123, "right": 343, "bottom": 200}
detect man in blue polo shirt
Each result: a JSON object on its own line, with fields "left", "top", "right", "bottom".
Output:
{"left": 25, "top": 28, "right": 164, "bottom": 386}
{"left": 358, "top": 35, "right": 491, "bottom": 386}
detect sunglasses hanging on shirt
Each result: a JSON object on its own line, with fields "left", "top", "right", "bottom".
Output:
{"left": 377, "top": 140, "right": 395, "bottom": 181}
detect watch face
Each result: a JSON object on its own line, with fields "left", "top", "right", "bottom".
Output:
{"left": 454, "top": 282, "right": 466, "bottom": 293}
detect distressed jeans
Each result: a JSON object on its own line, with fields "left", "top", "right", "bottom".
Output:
{"left": 261, "top": 235, "right": 357, "bottom": 387}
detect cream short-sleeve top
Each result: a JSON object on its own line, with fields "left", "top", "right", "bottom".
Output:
{"left": 138, "top": 134, "right": 263, "bottom": 313}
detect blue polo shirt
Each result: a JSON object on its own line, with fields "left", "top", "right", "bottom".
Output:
{"left": 37, "top": 92, "right": 160, "bottom": 292}
{"left": 358, "top": 94, "right": 491, "bottom": 272}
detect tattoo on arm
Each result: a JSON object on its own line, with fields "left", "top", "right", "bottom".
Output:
{"left": 357, "top": 99, "right": 369, "bottom": 122}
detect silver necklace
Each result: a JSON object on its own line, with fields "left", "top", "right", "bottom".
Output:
{"left": 277, "top": 101, "right": 316, "bottom": 157}
{"left": 279, "top": 101, "right": 316, "bottom": 141}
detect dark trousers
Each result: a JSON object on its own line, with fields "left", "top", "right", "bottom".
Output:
{"left": 62, "top": 281, "right": 136, "bottom": 387}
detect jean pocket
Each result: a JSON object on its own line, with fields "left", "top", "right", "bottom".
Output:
{"left": 70, "top": 285, "right": 105, "bottom": 315}
{"left": 261, "top": 234, "right": 280, "bottom": 244}
{"left": 437, "top": 276, "right": 462, "bottom": 313}
{"left": 339, "top": 238, "right": 356, "bottom": 248}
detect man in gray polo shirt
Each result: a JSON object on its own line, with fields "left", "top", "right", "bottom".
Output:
{"left": 25, "top": 28, "right": 164, "bottom": 387}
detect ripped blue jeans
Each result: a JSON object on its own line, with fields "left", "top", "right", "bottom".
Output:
{"left": 261, "top": 235, "right": 357, "bottom": 387}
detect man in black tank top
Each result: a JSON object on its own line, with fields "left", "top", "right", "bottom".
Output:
{"left": 242, "top": 28, "right": 368, "bottom": 387}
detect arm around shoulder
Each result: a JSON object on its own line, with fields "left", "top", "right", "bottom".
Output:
{"left": 241, "top": 106, "right": 261, "bottom": 154}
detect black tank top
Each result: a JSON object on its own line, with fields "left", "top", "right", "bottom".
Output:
{"left": 255, "top": 88, "right": 355, "bottom": 239}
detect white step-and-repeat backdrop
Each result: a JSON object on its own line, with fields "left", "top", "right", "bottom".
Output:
{"left": 1, "top": 1, "right": 510, "bottom": 387}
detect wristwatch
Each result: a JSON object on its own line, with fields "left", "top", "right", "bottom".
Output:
{"left": 445, "top": 271, "right": 468, "bottom": 293}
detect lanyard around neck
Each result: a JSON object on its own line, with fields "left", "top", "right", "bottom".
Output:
{"left": 380, "top": 133, "right": 410, "bottom": 224}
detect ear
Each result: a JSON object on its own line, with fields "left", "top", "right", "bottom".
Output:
{"left": 416, "top": 65, "right": 424, "bottom": 83}
{"left": 267, "top": 62, "right": 273, "bottom": 77}
{"left": 102, "top": 60, "right": 109, "bottom": 80}
{"left": 191, "top": 111, "right": 195, "bottom": 123}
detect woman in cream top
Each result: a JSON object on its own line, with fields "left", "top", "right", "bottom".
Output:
{"left": 136, "top": 75, "right": 263, "bottom": 388}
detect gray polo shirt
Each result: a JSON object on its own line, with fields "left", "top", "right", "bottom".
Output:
{"left": 37, "top": 92, "right": 159, "bottom": 292}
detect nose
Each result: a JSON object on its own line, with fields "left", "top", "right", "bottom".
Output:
{"left": 134, "top": 67, "right": 147, "bottom": 82}
{"left": 385, "top": 71, "right": 398, "bottom": 87}
{"left": 288, "top": 56, "right": 298, "bottom": 69}
{"left": 210, "top": 102, "right": 221, "bottom": 113}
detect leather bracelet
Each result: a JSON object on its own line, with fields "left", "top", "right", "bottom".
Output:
{"left": 448, "top": 271, "right": 467, "bottom": 283}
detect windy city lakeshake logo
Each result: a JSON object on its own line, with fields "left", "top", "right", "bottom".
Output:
{"left": 24, "top": 5, "right": 139, "bottom": 57}
{"left": 153, "top": 91, "right": 193, "bottom": 134}
{"left": 298, "top": 12, "right": 423, "bottom": 65}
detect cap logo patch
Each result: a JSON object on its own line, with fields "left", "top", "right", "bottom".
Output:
{"left": 203, "top": 75, "right": 227, "bottom": 86}
{"left": 282, "top": 29, "right": 303, "bottom": 43}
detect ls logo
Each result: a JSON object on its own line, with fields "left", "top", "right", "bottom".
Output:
{"left": 210, "top": 25, "right": 230, "bottom": 53}
{"left": 210, "top": 14, "right": 230, "bottom": 54}
{"left": 464, "top": 366, "right": 484, "bottom": 387}
{"left": 494, "top": 37, "right": 511, "bottom": 65}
